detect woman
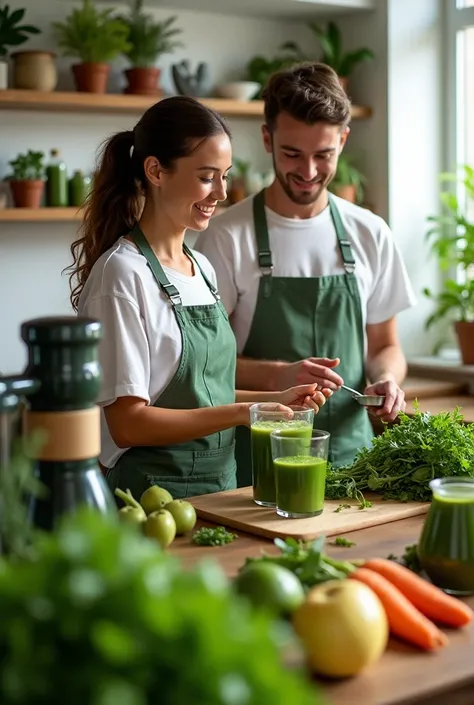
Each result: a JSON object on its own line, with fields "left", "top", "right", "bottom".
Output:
{"left": 71, "top": 96, "right": 331, "bottom": 499}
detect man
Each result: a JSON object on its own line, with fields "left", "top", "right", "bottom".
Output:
{"left": 195, "top": 62, "right": 416, "bottom": 485}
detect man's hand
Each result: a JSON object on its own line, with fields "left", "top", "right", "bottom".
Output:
{"left": 277, "top": 357, "right": 343, "bottom": 391}
{"left": 276, "top": 384, "right": 333, "bottom": 413}
{"left": 364, "top": 379, "right": 406, "bottom": 422}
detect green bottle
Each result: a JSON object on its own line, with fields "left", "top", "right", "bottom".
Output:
{"left": 46, "top": 148, "right": 68, "bottom": 207}
{"left": 0, "top": 316, "right": 116, "bottom": 533}
{"left": 68, "top": 170, "right": 92, "bottom": 207}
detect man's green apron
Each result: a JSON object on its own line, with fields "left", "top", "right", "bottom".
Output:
{"left": 107, "top": 224, "right": 238, "bottom": 499}
{"left": 235, "top": 190, "right": 374, "bottom": 487}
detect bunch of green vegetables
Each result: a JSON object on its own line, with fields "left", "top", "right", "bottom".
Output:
{"left": 0, "top": 509, "right": 321, "bottom": 705}
{"left": 325, "top": 406, "right": 474, "bottom": 506}
{"left": 243, "top": 536, "right": 356, "bottom": 590}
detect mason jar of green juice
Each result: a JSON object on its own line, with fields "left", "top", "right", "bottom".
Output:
{"left": 418, "top": 477, "right": 474, "bottom": 595}
{"left": 270, "top": 429, "right": 329, "bottom": 518}
{"left": 249, "top": 404, "right": 314, "bottom": 507}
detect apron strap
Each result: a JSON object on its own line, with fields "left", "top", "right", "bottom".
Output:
{"left": 253, "top": 190, "right": 273, "bottom": 297}
{"left": 183, "top": 243, "right": 221, "bottom": 301}
{"left": 328, "top": 194, "right": 356, "bottom": 274}
{"left": 131, "top": 224, "right": 219, "bottom": 307}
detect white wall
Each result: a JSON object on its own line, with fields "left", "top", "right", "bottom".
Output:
{"left": 0, "top": 0, "right": 314, "bottom": 373}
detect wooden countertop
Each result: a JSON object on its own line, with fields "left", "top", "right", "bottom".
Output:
{"left": 171, "top": 516, "right": 474, "bottom": 705}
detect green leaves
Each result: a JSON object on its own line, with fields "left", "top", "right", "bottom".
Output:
{"left": 119, "top": 7, "right": 183, "bottom": 68}
{"left": 192, "top": 526, "right": 238, "bottom": 546}
{"left": 8, "top": 149, "right": 45, "bottom": 180}
{"left": 308, "top": 21, "right": 374, "bottom": 76}
{"left": 52, "top": 0, "right": 131, "bottom": 64}
{"left": 325, "top": 406, "right": 474, "bottom": 505}
{"left": 0, "top": 5, "right": 41, "bottom": 58}
{"left": 0, "top": 510, "right": 321, "bottom": 705}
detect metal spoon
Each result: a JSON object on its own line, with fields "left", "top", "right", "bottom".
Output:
{"left": 341, "top": 384, "right": 385, "bottom": 408}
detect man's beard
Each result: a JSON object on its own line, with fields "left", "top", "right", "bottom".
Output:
{"left": 275, "top": 169, "right": 328, "bottom": 205}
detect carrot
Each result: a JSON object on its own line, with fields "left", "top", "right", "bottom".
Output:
{"left": 364, "top": 558, "right": 473, "bottom": 628}
{"left": 349, "top": 568, "right": 448, "bottom": 651}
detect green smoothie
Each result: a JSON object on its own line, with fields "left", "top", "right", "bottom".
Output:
{"left": 275, "top": 456, "right": 327, "bottom": 517}
{"left": 251, "top": 420, "right": 312, "bottom": 506}
{"left": 418, "top": 481, "right": 474, "bottom": 595}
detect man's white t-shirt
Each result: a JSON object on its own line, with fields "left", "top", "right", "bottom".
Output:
{"left": 78, "top": 237, "right": 218, "bottom": 469}
{"left": 195, "top": 194, "right": 417, "bottom": 353}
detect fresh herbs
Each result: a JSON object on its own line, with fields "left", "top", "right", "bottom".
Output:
{"left": 192, "top": 526, "right": 238, "bottom": 546}
{"left": 334, "top": 503, "right": 351, "bottom": 513}
{"left": 0, "top": 510, "right": 321, "bottom": 705}
{"left": 388, "top": 544, "right": 421, "bottom": 574}
{"left": 330, "top": 537, "right": 356, "bottom": 547}
{"left": 325, "top": 406, "right": 474, "bottom": 506}
{"left": 243, "top": 536, "right": 355, "bottom": 589}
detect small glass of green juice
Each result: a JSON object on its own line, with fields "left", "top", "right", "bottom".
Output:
{"left": 418, "top": 477, "right": 474, "bottom": 596}
{"left": 270, "top": 429, "right": 330, "bottom": 519}
{"left": 249, "top": 404, "right": 314, "bottom": 507}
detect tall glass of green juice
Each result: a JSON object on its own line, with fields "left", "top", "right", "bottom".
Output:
{"left": 418, "top": 477, "right": 474, "bottom": 595}
{"left": 270, "top": 430, "right": 330, "bottom": 518}
{"left": 249, "top": 404, "right": 314, "bottom": 507}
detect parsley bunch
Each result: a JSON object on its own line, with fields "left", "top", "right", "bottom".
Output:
{"left": 325, "top": 407, "right": 474, "bottom": 505}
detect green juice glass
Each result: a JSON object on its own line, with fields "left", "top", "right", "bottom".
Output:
{"left": 418, "top": 477, "right": 474, "bottom": 595}
{"left": 250, "top": 404, "right": 314, "bottom": 507}
{"left": 270, "top": 430, "right": 330, "bottom": 519}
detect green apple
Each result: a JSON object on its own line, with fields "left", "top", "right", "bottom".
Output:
{"left": 140, "top": 485, "right": 174, "bottom": 515}
{"left": 164, "top": 500, "right": 197, "bottom": 535}
{"left": 292, "top": 579, "right": 389, "bottom": 678}
{"left": 144, "top": 509, "right": 176, "bottom": 548}
{"left": 119, "top": 505, "right": 146, "bottom": 525}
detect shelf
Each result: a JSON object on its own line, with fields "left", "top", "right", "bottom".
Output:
{"left": 0, "top": 207, "right": 82, "bottom": 222}
{"left": 0, "top": 90, "right": 372, "bottom": 120}
{"left": 89, "top": 0, "right": 375, "bottom": 20}
{"left": 0, "top": 205, "right": 229, "bottom": 223}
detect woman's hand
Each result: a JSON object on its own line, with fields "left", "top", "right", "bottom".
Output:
{"left": 276, "top": 383, "right": 332, "bottom": 413}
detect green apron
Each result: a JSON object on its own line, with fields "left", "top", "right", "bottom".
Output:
{"left": 235, "top": 190, "right": 373, "bottom": 487}
{"left": 107, "top": 224, "right": 238, "bottom": 500}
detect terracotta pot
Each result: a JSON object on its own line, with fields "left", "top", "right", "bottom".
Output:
{"left": 229, "top": 179, "right": 247, "bottom": 204}
{"left": 12, "top": 50, "right": 57, "bottom": 91}
{"left": 124, "top": 67, "right": 162, "bottom": 96}
{"left": 338, "top": 76, "right": 349, "bottom": 92}
{"left": 72, "top": 62, "right": 110, "bottom": 94}
{"left": 334, "top": 184, "right": 357, "bottom": 203}
{"left": 10, "top": 180, "right": 45, "bottom": 208}
{"left": 0, "top": 59, "right": 7, "bottom": 89}
{"left": 454, "top": 321, "right": 474, "bottom": 365}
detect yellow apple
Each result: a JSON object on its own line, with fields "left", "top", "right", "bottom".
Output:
{"left": 292, "top": 579, "right": 389, "bottom": 678}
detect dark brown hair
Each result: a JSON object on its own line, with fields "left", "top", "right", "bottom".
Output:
{"left": 262, "top": 62, "right": 351, "bottom": 132}
{"left": 68, "top": 96, "right": 230, "bottom": 311}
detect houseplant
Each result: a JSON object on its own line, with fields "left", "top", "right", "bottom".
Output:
{"left": 0, "top": 4, "right": 41, "bottom": 89}
{"left": 52, "top": 0, "right": 130, "bottom": 94}
{"left": 281, "top": 21, "right": 374, "bottom": 92}
{"left": 119, "top": 1, "right": 183, "bottom": 95}
{"left": 424, "top": 165, "right": 474, "bottom": 364}
{"left": 330, "top": 154, "right": 366, "bottom": 204}
{"left": 246, "top": 52, "right": 300, "bottom": 98}
{"left": 7, "top": 149, "right": 45, "bottom": 208}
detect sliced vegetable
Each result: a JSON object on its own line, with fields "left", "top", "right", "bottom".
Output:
{"left": 192, "top": 526, "right": 237, "bottom": 546}
{"left": 330, "top": 537, "right": 356, "bottom": 547}
{"left": 363, "top": 558, "right": 473, "bottom": 628}
{"left": 349, "top": 568, "right": 448, "bottom": 651}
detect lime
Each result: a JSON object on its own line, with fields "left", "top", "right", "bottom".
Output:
{"left": 234, "top": 562, "right": 305, "bottom": 616}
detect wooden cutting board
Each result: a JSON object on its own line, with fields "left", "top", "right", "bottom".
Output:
{"left": 188, "top": 486, "right": 430, "bottom": 541}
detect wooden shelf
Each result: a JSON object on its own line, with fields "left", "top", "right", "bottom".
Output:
{"left": 0, "top": 205, "right": 231, "bottom": 223}
{"left": 0, "top": 90, "right": 372, "bottom": 120}
{"left": 0, "top": 207, "right": 83, "bottom": 222}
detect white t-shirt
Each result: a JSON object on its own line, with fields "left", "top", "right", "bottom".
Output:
{"left": 78, "top": 237, "right": 218, "bottom": 468}
{"left": 195, "top": 194, "right": 417, "bottom": 353}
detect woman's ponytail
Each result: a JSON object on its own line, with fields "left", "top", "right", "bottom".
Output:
{"left": 68, "top": 129, "right": 140, "bottom": 311}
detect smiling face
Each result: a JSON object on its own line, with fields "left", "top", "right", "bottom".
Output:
{"left": 144, "top": 132, "right": 232, "bottom": 232}
{"left": 263, "top": 112, "right": 349, "bottom": 207}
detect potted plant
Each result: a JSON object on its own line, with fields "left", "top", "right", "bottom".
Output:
{"left": 119, "top": 2, "right": 183, "bottom": 96}
{"left": 52, "top": 0, "right": 130, "bottom": 94}
{"left": 281, "top": 21, "right": 374, "bottom": 92}
{"left": 330, "top": 154, "right": 366, "bottom": 204}
{"left": 0, "top": 5, "right": 41, "bottom": 89}
{"left": 228, "top": 158, "right": 251, "bottom": 204}
{"left": 424, "top": 165, "right": 474, "bottom": 364}
{"left": 6, "top": 149, "right": 45, "bottom": 208}
{"left": 246, "top": 52, "right": 300, "bottom": 99}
